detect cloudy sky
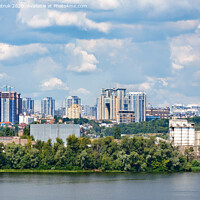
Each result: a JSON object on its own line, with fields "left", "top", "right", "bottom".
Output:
{"left": 0, "top": 0, "right": 200, "bottom": 111}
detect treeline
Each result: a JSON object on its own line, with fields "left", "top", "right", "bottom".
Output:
{"left": 188, "top": 116, "right": 200, "bottom": 131}
{"left": 0, "top": 126, "right": 18, "bottom": 137}
{"left": 85, "top": 119, "right": 169, "bottom": 137}
{"left": 0, "top": 135, "right": 197, "bottom": 172}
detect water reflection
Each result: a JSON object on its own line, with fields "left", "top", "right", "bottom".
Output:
{"left": 0, "top": 173, "right": 200, "bottom": 200}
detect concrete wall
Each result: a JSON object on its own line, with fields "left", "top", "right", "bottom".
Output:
{"left": 30, "top": 124, "right": 80, "bottom": 145}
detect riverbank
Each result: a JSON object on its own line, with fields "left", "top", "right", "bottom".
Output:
{"left": 0, "top": 169, "right": 125, "bottom": 173}
{"left": 191, "top": 167, "right": 200, "bottom": 172}
{"left": 0, "top": 168, "right": 200, "bottom": 173}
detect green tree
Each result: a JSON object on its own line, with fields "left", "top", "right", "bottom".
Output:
{"left": 113, "top": 127, "right": 121, "bottom": 139}
{"left": 66, "top": 134, "right": 80, "bottom": 153}
{"left": 0, "top": 143, "right": 5, "bottom": 168}
{"left": 5, "top": 143, "right": 30, "bottom": 169}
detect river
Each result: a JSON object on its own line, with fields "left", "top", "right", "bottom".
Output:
{"left": 0, "top": 173, "right": 200, "bottom": 200}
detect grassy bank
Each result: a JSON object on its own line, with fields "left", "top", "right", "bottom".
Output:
{"left": 0, "top": 169, "right": 125, "bottom": 173}
{"left": 0, "top": 169, "right": 199, "bottom": 173}
{"left": 191, "top": 167, "right": 200, "bottom": 172}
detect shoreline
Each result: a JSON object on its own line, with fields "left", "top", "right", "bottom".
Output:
{"left": 0, "top": 168, "right": 200, "bottom": 173}
{"left": 0, "top": 169, "right": 124, "bottom": 173}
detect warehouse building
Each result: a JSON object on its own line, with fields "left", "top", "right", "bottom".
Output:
{"left": 30, "top": 124, "right": 80, "bottom": 145}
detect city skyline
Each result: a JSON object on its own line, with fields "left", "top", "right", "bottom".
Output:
{"left": 0, "top": 0, "right": 200, "bottom": 111}
{"left": 2, "top": 85, "right": 200, "bottom": 113}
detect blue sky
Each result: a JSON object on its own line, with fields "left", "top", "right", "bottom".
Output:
{"left": 0, "top": 0, "right": 200, "bottom": 111}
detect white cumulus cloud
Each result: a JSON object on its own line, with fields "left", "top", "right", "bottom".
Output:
{"left": 18, "top": 9, "right": 111, "bottom": 33}
{"left": 0, "top": 43, "right": 47, "bottom": 60}
{"left": 65, "top": 43, "right": 99, "bottom": 73}
{"left": 41, "top": 77, "right": 69, "bottom": 91}
{"left": 76, "top": 88, "right": 91, "bottom": 94}
{"left": 170, "top": 33, "right": 200, "bottom": 72}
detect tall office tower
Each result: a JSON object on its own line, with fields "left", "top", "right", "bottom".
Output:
{"left": 0, "top": 91, "right": 22, "bottom": 124}
{"left": 90, "top": 105, "right": 97, "bottom": 119}
{"left": 126, "top": 92, "right": 146, "bottom": 123}
{"left": 82, "top": 105, "right": 97, "bottom": 119}
{"left": 22, "top": 97, "right": 34, "bottom": 114}
{"left": 65, "top": 96, "right": 81, "bottom": 115}
{"left": 41, "top": 97, "right": 55, "bottom": 116}
{"left": 97, "top": 88, "right": 126, "bottom": 120}
{"left": 82, "top": 105, "right": 91, "bottom": 117}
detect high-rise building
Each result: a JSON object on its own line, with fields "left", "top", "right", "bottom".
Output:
{"left": 55, "top": 107, "right": 66, "bottom": 117}
{"left": 82, "top": 105, "right": 97, "bottom": 119}
{"left": 65, "top": 96, "right": 81, "bottom": 115}
{"left": 22, "top": 97, "right": 34, "bottom": 114}
{"left": 127, "top": 92, "right": 146, "bottom": 123}
{"left": 82, "top": 105, "right": 91, "bottom": 117}
{"left": 67, "top": 104, "right": 82, "bottom": 119}
{"left": 41, "top": 97, "right": 55, "bottom": 116}
{"left": 0, "top": 91, "right": 22, "bottom": 124}
{"left": 97, "top": 88, "right": 126, "bottom": 120}
{"left": 90, "top": 105, "right": 97, "bottom": 119}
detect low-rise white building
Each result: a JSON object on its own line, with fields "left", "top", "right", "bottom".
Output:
{"left": 169, "top": 119, "right": 196, "bottom": 146}
{"left": 19, "top": 114, "right": 35, "bottom": 125}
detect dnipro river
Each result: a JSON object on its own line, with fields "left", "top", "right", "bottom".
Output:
{"left": 0, "top": 173, "right": 200, "bottom": 200}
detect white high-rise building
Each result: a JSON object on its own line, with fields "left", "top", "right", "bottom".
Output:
{"left": 126, "top": 92, "right": 146, "bottom": 123}
{"left": 41, "top": 97, "right": 55, "bottom": 116}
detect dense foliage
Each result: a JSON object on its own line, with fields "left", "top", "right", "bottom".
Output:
{"left": 0, "top": 135, "right": 195, "bottom": 172}
{"left": 0, "top": 126, "right": 17, "bottom": 136}
{"left": 188, "top": 116, "right": 200, "bottom": 131}
{"left": 84, "top": 119, "right": 169, "bottom": 137}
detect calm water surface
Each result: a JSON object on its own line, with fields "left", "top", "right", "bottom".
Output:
{"left": 0, "top": 173, "right": 200, "bottom": 200}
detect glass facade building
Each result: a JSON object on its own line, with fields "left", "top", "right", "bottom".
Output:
{"left": 41, "top": 97, "right": 55, "bottom": 116}
{"left": 127, "top": 92, "right": 146, "bottom": 123}
{"left": 0, "top": 91, "right": 22, "bottom": 124}
{"left": 22, "top": 97, "right": 34, "bottom": 114}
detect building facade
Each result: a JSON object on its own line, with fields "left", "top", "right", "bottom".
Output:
{"left": 19, "top": 113, "right": 35, "bottom": 124}
{"left": 97, "top": 88, "right": 126, "bottom": 120}
{"left": 169, "top": 119, "right": 196, "bottom": 146}
{"left": 117, "top": 110, "right": 135, "bottom": 124}
{"left": 67, "top": 104, "right": 82, "bottom": 119}
{"left": 55, "top": 107, "right": 66, "bottom": 117}
{"left": 22, "top": 97, "right": 34, "bottom": 114}
{"left": 146, "top": 107, "right": 170, "bottom": 119}
{"left": 65, "top": 96, "right": 81, "bottom": 116}
{"left": 127, "top": 92, "right": 146, "bottom": 123}
{"left": 82, "top": 105, "right": 97, "bottom": 119}
{"left": 171, "top": 104, "right": 200, "bottom": 118}
{"left": 0, "top": 91, "right": 22, "bottom": 124}
{"left": 30, "top": 124, "right": 80, "bottom": 145}
{"left": 41, "top": 97, "right": 55, "bottom": 116}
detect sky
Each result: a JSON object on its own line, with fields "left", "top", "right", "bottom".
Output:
{"left": 0, "top": 0, "right": 200, "bottom": 111}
